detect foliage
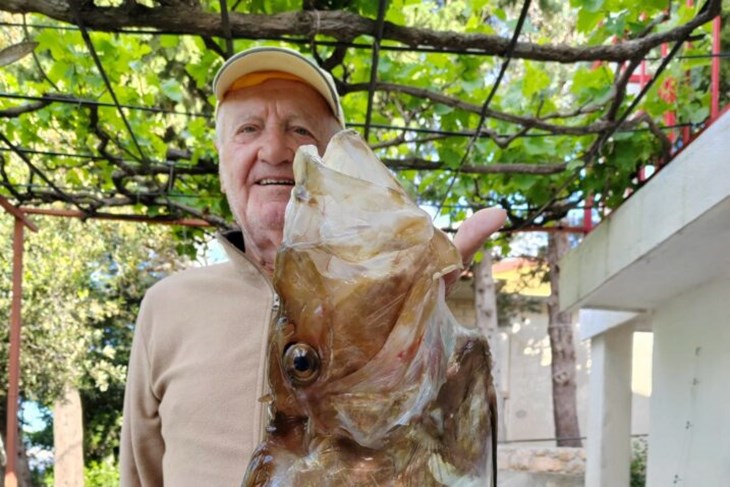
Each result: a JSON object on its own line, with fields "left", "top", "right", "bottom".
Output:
{"left": 0, "top": 0, "right": 722, "bottom": 235}
{"left": 85, "top": 458, "right": 121, "bottom": 487}
{"left": 631, "top": 437, "right": 648, "bottom": 487}
{"left": 0, "top": 216, "right": 188, "bottom": 402}
{"left": 0, "top": 214, "right": 192, "bottom": 471}
{"left": 24, "top": 457, "right": 119, "bottom": 487}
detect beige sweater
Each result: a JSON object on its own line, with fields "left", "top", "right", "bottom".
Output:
{"left": 120, "top": 233, "right": 273, "bottom": 486}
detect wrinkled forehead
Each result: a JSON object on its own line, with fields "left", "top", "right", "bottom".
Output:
{"left": 217, "top": 78, "right": 336, "bottom": 123}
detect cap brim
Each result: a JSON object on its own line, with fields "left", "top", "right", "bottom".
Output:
{"left": 213, "top": 47, "right": 344, "bottom": 127}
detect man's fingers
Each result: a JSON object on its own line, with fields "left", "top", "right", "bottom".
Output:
{"left": 444, "top": 207, "right": 507, "bottom": 293}
{"left": 453, "top": 207, "right": 507, "bottom": 267}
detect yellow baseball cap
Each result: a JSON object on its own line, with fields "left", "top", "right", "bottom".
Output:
{"left": 213, "top": 46, "right": 345, "bottom": 127}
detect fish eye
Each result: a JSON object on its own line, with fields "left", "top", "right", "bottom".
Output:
{"left": 282, "top": 343, "right": 320, "bottom": 387}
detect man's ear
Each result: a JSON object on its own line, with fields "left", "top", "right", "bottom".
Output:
{"left": 217, "top": 148, "right": 227, "bottom": 194}
{"left": 215, "top": 134, "right": 227, "bottom": 194}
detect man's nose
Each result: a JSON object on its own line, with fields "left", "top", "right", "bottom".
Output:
{"left": 257, "top": 128, "right": 293, "bottom": 166}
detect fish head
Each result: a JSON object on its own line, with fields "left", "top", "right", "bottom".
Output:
{"left": 269, "top": 130, "right": 462, "bottom": 444}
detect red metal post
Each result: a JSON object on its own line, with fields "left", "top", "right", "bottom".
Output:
{"left": 661, "top": 43, "right": 677, "bottom": 147}
{"left": 639, "top": 60, "right": 649, "bottom": 182}
{"left": 1, "top": 197, "right": 37, "bottom": 487}
{"left": 681, "top": 0, "right": 695, "bottom": 146}
{"left": 583, "top": 194, "right": 594, "bottom": 233}
{"left": 711, "top": 15, "right": 721, "bottom": 121}
{"left": 4, "top": 218, "right": 24, "bottom": 487}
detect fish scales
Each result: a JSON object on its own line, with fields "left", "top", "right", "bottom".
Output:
{"left": 243, "top": 130, "right": 497, "bottom": 486}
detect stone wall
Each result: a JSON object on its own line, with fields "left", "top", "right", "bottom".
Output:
{"left": 498, "top": 446, "right": 585, "bottom": 487}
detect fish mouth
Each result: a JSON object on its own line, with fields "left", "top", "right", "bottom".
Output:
{"left": 256, "top": 178, "right": 295, "bottom": 186}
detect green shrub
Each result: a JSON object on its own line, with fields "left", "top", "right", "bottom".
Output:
{"left": 630, "top": 437, "right": 648, "bottom": 487}
{"left": 85, "top": 458, "right": 120, "bottom": 487}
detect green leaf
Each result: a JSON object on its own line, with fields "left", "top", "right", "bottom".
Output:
{"left": 576, "top": 0, "right": 605, "bottom": 12}
{"left": 434, "top": 104, "right": 454, "bottom": 115}
{"left": 688, "top": 104, "right": 709, "bottom": 124}
{"left": 160, "top": 35, "right": 178, "bottom": 49}
{"left": 576, "top": 8, "right": 603, "bottom": 34}
{"left": 522, "top": 62, "right": 551, "bottom": 98}
{"left": 567, "top": 159, "right": 584, "bottom": 171}
{"left": 65, "top": 168, "right": 82, "bottom": 185}
{"left": 161, "top": 79, "right": 184, "bottom": 103}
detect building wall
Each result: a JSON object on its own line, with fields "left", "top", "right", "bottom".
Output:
{"left": 501, "top": 309, "right": 590, "bottom": 445}
{"left": 647, "top": 275, "right": 730, "bottom": 487}
{"left": 447, "top": 292, "right": 652, "bottom": 446}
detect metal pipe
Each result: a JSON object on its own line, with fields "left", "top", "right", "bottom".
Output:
{"left": 583, "top": 194, "right": 594, "bottom": 233}
{"left": 661, "top": 43, "right": 677, "bottom": 148}
{"left": 19, "top": 207, "right": 212, "bottom": 227}
{"left": 639, "top": 60, "right": 649, "bottom": 181}
{"left": 4, "top": 218, "right": 25, "bottom": 487}
{"left": 1, "top": 197, "right": 37, "bottom": 487}
{"left": 711, "top": 15, "right": 721, "bottom": 120}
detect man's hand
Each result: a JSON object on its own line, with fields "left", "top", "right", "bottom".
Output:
{"left": 445, "top": 208, "right": 507, "bottom": 294}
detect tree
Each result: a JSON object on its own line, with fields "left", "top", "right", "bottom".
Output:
{"left": 546, "top": 230, "right": 581, "bottom": 447}
{"left": 0, "top": 0, "right": 721, "bottom": 229}
{"left": 0, "top": 215, "right": 191, "bottom": 482}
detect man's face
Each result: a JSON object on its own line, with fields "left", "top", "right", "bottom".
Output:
{"left": 216, "top": 79, "right": 340, "bottom": 246}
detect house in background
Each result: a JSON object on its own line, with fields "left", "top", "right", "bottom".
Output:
{"left": 560, "top": 110, "right": 730, "bottom": 486}
{"left": 450, "top": 257, "right": 652, "bottom": 449}
{"left": 448, "top": 256, "right": 652, "bottom": 485}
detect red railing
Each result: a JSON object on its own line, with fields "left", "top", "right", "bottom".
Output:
{"left": 586, "top": 9, "right": 725, "bottom": 231}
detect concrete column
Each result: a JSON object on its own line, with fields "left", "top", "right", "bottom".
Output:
{"left": 585, "top": 323, "right": 633, "bottom": 487}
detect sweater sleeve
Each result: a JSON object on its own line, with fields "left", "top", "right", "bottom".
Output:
{"left": 120, "top": 296, "right": 165, "bottom": 487}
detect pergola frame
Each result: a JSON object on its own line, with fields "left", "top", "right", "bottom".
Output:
{"left": 0, "top": 0, "right": 723, "bottom": 229}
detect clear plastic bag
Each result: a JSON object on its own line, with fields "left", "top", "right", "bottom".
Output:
{"left": 244, "top": 130, "right": 496, "bottom": 486}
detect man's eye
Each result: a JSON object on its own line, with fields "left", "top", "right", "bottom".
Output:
{"left": 293, "top": 127, "right": 313, "bottom": 137}
{"left": 236, "top": 125, "right": 257, "bottom": 134}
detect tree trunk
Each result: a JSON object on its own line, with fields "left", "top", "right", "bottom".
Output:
{"left": 53, "top": 387, "right": 84, "bottom": 487}
{"left": 473, "top": 254, "right": 506, "bottom": 442}
{"left": 546, "top": 231, "right": 582, "bottom": 447}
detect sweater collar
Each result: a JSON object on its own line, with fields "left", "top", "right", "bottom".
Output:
{"left": 216, "top": 229, "right": 274, "bottom": 285}
{"left": 220, "top": 228, "right": 245, "bottom": 253}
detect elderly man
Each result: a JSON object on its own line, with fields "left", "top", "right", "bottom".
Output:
{"left": 120, "top": 46, "right": 505, "bottom": 486}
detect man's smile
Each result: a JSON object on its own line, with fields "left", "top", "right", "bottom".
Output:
{"left": 257, "top": 178, "right": 295, "bottom": 186}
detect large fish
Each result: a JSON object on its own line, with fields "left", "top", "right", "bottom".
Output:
{"left": 243, "top": 130, "right": 497, "bottom": 486}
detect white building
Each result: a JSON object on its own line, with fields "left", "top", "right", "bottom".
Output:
{"left": 560, "top": 111, "right": 730, "bottom": 486}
